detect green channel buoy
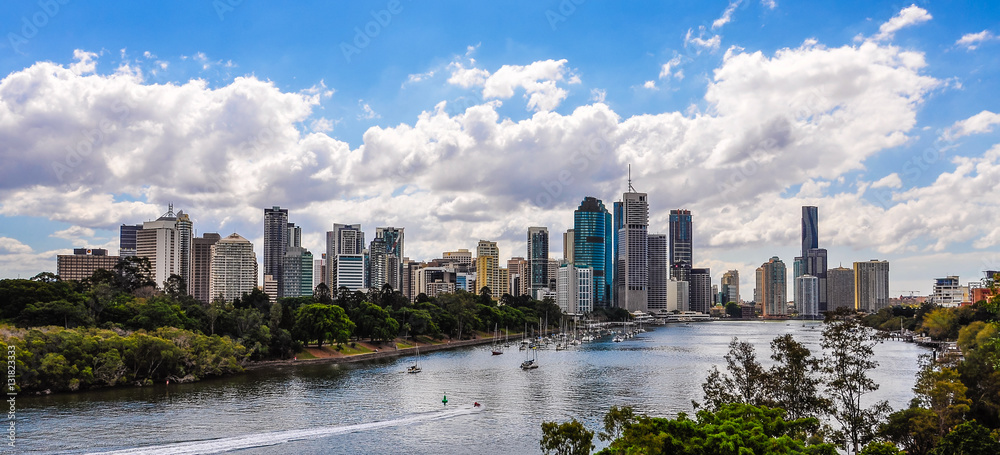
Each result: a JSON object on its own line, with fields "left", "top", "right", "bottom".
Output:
{"left": 442, "top": 394, "right": 448, "bottom": 405}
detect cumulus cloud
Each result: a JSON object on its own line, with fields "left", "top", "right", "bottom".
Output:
{"left": 358, "top": 100, "right": 381, "bottom": 120}
{"left": 872, "top": 5, "right": 932, "bottom": 42}
{"left": 685, "top": 27, "right": 722, "bottom": 52}
{"left": 0, "top": 39, "right": 964, "bottom": 273}
{"left": 713, "top": 1, "right": 742, "bottom": 30}
{"left": 942, "top": 110, "right": 1000, "bottom": 140}
{"left": 871, "top": 173, "right": 902, "bottom": 189}
{"left": 659, "top": 55, "right": 684, "bottom": 80}
{"left": 590, "top": 88, "right": 606, "bottom": 103}
{"left": 761, "top": 0, "right": 776, "bottom": 9}
{"left": 956, "top": 30, "right": 997, "bottom": 50}
{"left": 447, "top": 58, "right": 575, "bottom": 112}
{"left": 643, "top": 80, "right": 658, "bottom": 90}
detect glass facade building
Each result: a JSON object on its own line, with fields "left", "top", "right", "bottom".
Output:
{"left": 573, "top": 197, "right": 613, "bottom": 307}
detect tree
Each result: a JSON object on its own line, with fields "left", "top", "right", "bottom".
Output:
{"left": 540, "top": 418, "right": 595, "bottom": 455}
{"left": 351, "top": 301, "right": 399, "bottom": 342}
{"left": 700, "top": 337, "right": 769, "bottom": 410}
{"left": 596, "top": 403, "right": 837, "bottom": 455}
{"left": 725, "top": 301, "right": 741, "bottom": 318}
{"left": 822, "top": 309, "right": 891, "bottom": 454}
{"left": 114, "top": 256, "right": 156, "bottom": 292}
{"left": 768, "top": 334, "right": 830, "bottom": 421}
{"left": 880, "top": 407, "right": 940, "bottom": 455}
{"left": 31, "top": 272, "right": 60, "bottom": 283}
{"left": 922, "top": 308, "right": 957, "bottom": 340}
{"left": 599, "top": 405, "right": 636, "bottom": 442}
{"left": 313, "top": 283, "right": 333, "bottom": 305}
{"left": 858, "top": 442, "right": 903, "bottom": 455}
{"left": 164, "top": 274, "right": 187, "bottom": 298}
{"left": 912, "top": 357, "right": 971, "bottom": 438}
{"left": 930, "top": 420, "right": 1000, "bottom": 455}
{"left": 293, "top": 304, "right": 354, "bottom": 347}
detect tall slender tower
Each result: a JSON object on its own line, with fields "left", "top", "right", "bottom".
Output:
{"left": 756, "top": 256, "right": 787, "bottom": 317}
{"left": 476, "top": 240, "right": 500, "bottom": 297}
{"left": 799, "top": 206, "right": 827, "bottom": 312}
{"left": 616, "top": 179, "right": 649, "bottom": 312}
{"left": 263, "top": 207, "right": 289, "bottom": 297}
{"left": 573, "top": 197, "right": 612, "bottom": 307}
{"left": 669, "top": 209, "right": 693, "bottom": 282}
{"left": 647, "top": 234, "right": 668, "bottom": 312}
{"left": 527, "top": 227, "right": 549, "bottom": 296}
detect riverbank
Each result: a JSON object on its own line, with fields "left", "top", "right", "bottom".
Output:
{"left": 247, "top": 333, "right": 528, "bottom": 370}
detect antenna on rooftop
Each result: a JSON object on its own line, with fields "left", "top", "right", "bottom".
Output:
{"left": 627, "top": 164, "right": 636, "bottom": 193}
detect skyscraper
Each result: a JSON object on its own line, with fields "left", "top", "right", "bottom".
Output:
{"left": 802, "top": 206, "right": 818, "bottom": 255}
{"left": 527, "top": 227, "right": 549, "bottom": 295}
{"left": 326, "top": 223, "right": 365, "bottom": 290}
{"left": 176, "top": 211, "right": 193, "bottom": 291}
{"left": 796, "top": 274, "right": 819, "bottom": 317}
{"left": 616, "top": 191, "right": 649, "bottom": 312}
{"left": 369, "top": 237, "right": 388, "bottom": 290}
{"left": 557, "top": 263, "right": 593, "bottom": 314}
{"left": 136, "top": 205, "right": 187, "bottom": 288}
{"left": 282, "top": 246, "right": 313, "bottom": 298}
{"left": 756, "top": 256, "right": 787, "bottom": 317}
{"left": 376, "top": 227, "right": 404, "bottom": 291}
{"left": 721, "top": 270, "right": 740, "bottom": 304}
{"left": 476, "top": 240, "right": 500, "bottom": 296}
{"left": 209, "top": 233, "right": 258, "bottom": 302}
{"left": 191, "top": 233, "right": 221, "bottom": 303}
{"left": 263, "top": 206, "right": 289, "bottom": 297}
{"left": 827, "top": 266, "right": 855, "bottom": 311}
{"left": 854, "top": 260, "right": 889, "bottom": 312}
{"left": 287, "top": 223, "right": 301, "bottom": 248}
{"left": 667, "top": 278, "right": 689, "bottom": 312}
{"left": 573, "top": 197, "right": 613, "bottom": 307}
{"left": 689, "top": 268, "right": 712, "bottom": 314}
{"left": 119, "top": 224, "right": 141, "bottom": 257}
{"left": 507, "top": 257, "right": 529, "bottom": 296}
{"left": 669, "top": 209, "right": 693, "bottom": 282}
{"left": 648, "top": 234, "right": 668, "bottom": 312}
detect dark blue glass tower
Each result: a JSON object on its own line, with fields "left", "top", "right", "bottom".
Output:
{"left": 669, "top": 209, "right": 692, "bottom": 282}
{"left": 574, "top": 197, "right": 613, "bottom": 307}
{"left": 801, "top": 206, "right": 818, "bottom": 256}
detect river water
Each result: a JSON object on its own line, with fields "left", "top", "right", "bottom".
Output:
{"left": 17, "top": 321, "right": 928, "bottom": 454}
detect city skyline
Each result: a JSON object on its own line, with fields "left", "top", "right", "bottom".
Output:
{"left": 2, "top": 2, "right": 1000, "bottom": 297}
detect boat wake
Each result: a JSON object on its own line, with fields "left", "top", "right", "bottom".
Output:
{"left": 86, "top": 407, "right": 482, "bottom": 455}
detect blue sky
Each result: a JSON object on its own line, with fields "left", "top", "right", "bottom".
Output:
{"left": 1, "top": 1, "right": 999, "bottom": 297}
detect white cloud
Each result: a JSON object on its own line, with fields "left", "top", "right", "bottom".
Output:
{"left": 0, "top": 237, "right": 33, "bottom": 255}
{"left": 50, "top": 226, "right": 97, "bottom": 241}
{"left": 0, "top": 40, "right": 962, "bottom": 276}
{"left": 590, "top": 88, "right": 606, "bottom": 103}
{"left": 713, "top": 1, "right": 742, "bottom": 30}
{"left": 69, "top": 50, "right": 99, "bottom": 75}
{"left": 956, "top": 30, "right": 997, "bottom": 50}
{"left": 310, "top": 117, "right": 336, "bottom": 133}
{"left": 942, "top": 110, "right": 1000, "bottom": 140}
{"left": 761, "top": 0, "right": 776, "bottom": 10}
{"left": 358, "top": 100, "right": 381, "bottom": 120}
{"left": 872, "top": 5, "right": 932, "bottom": 42}
{"left": 447, "top": 62, "right": 490, "bottom": 88}
{"left": 685, "top": 27, "right": 722, "bottom": 52}
{"left": 871, "top": 173, "right": 902, "bottom": 189}
{"left": 643, "top": 80, "right": 658, "bottom": 90}
{"left": 659, "top": 55, "right": 684, "bottom": 80}
{"left": 405, "top": 70, "right": 436, "bottom": 86}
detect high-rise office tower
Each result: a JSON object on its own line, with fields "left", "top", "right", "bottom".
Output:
{"left": 669, "top": 209, "right": 693, "bottom": 282}
{"left": 548, "top": 259, "right": 559, "bottom": 290}
{"left": 689, "top": 268, "right": 712, "bottom": 314}
{"left": 263, "top": 206, "right": 289, "bottom": 297}
{"left": 287, "top": 223, "right": 301, "bottom": 248}
{"left": 369, "top": 237, "right": 388, "bottom": 290}
{"left": 800, "top": 206, "right": 827, "bottom": 312}
{"left": 616, "top": 191, "right": 649, "bottom": 312}
{"left": 476, "top": 240, "right": 500, "bottom": 296}
{"left": 721, "top": 270, "right": 740, "bottom": 304}
{"left": 802, "top": 206, "right": 818, "bottom": 254}
{"left": 557, "top": 263, "right": 593, "bottom": 314}
{"left": 854, "top": 260, "right": 889, "bottom": 312}
{"left": 648, "top": 234, "right": 668, "bottom": 312}
{"left": 756, "top": 256, "right": 787, "bottom": 317}
{"left": 57, "top": 249, "right": 119, "bottom": 282}
{"left": 136, "top": 205, "right": 186, "bottom": 288}
{"left": 176, "top": 211, "right": 193, "bottom": 291}
{"left": 563, "top": 229, "right": 574, "bottom": 264}
{"left": 796, "top": 274, "right": 819, "bottom": 317}
{"left": 574, "top": 197, "right": 613, "bottom": 307}
{"left": 191, "top": 233, "right": 221, "bottom": 303}
{"left": 507, "top": 257, "right": 529, "bottom": 296}
{"left": 119, "top": 224, "right": 141, "bottom": 257}
{"left": 527, "top": 227, "right": 549, "bottom": 295}
{"left": 827, "top": 266, "right": 855, "bottom": 311}
{"left": 375, "top": 227, "right": 404, "bottom": 291}
{"left": 667, "top": 278, "right": 689, "bottom": 312}
{"left": 282, "top": 247, "right": 313, "bottom": 298}
{"left": 209, "top": 233, "right": 258, "bottom": 302}
{"left": 326, "top": 223, "right": 365, "bottom": 290}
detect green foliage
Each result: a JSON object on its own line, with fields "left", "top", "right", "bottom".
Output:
{"left": 0, "top": 325, "right": 246, "bottom": 392}
{"left": 822, "top": 310, "right": 890, "bottom": 453}
{"left": 912, "top": 357, "right": 971, "bottom": 437}
{"left": 596, "top": 403, "right": 837, "bottom": 455}
{"left": 880, "top": 407, "right": 940, "bottom": 455}
{"left": 350, "top": 301, "right": 399, "bottom": 342}
{"left": 540, "top": 418, "right": 595, "bottom": 455}
{"left": 768, "top": 334, "right": 831, "bottom": 421}
{"left": 930, "top": 420, "right": 1000, "bottom": 455}
{"left": 858, "top": 442, "right": 903, "bottom": 455}
{"left": 599, "top": 405, "right": 636, "bottom": 442}
{"left": 293, "top": 304, "right": 354, "bottom": 347}
{"left": 700, "top": 337, "right": 769, "bottom": 410}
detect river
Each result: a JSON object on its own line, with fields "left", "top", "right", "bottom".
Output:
{"left": 17, "top": 320, "right": 929, "bottom": 454}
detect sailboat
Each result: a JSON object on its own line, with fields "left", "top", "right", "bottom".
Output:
{"left": 491, "top": 323, "right": 503, "bottom": 355}
{"left": 520, "top": 345, "right": 538, "bottom": 370}
{"left": 407, "top": 344, "right": 421, "bottom": 373}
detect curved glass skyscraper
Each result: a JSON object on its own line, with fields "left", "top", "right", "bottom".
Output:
{"left": 573, "top": 197, "right": 613, "bottom": 307}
